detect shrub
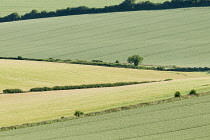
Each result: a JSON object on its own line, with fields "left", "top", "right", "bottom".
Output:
{"left": 17, "top": 56, "right": 23, "bottom": 60}
{"left": 74, "top": 111, "right": 84, "bottom": 117}
{"left": 92, "top": 60, "right": 103, "bottom": 62}
{"left": 164, "top": 79, "right": 173, "bottom": 81}
{"left": 157, "top": 67, "right": 165, "bottom": 70}
{"left": 115, "top": 60, "right": 119, "bottom": 63}
{"left": 174, "top": 91, "right": 181, "bottom": 97}
{"left": 3, "top": 89, "right": 23, "bottom": 94}
{"left": 189, "top": 89, "right": 197, "bottom": 95}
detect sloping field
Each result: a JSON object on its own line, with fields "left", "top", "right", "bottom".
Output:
{"left": 1, "top": 94, "right": 210, "bottom": 140}
{"left": 0, "top": 59, "right": 204, "bottom": 92}
{"left": 0, "top": 7, "right": 210, "bottom": 67}
{"left": 0, "top": 0, "right": 165, "bottom": 17}
{"left": 1, "top": 76, "right": 210, "bottom": 127}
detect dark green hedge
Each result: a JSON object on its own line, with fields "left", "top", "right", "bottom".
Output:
{"left": 30, "top": 81, "right": 150, "bottom": 92}
{"left": 3, "top": 89, "right": 23, "bottom": 94}
{"left": 0, "top": 56, "right": 165, "bottom": 71}
{"left": 1, "top": 0, "right": 210, "bottom": 23}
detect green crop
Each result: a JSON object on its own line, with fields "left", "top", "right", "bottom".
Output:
{"left": 0, "top": 7, "right": 209, "bottom": 67}
{"left": 1, "top": 94, "right": 210, "bottom": 140}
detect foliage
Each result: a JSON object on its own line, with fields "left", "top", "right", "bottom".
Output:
{"left": 174, "top": 91, "right": 181, "bottom": 97}
{"left": 0, "top": 57, "right": 164, "bottom": 71}
{"left": 189, "top": 89, "right": 197, "bottom": 95}
{"left": 74, "top": 111, "right": 84, "bottom": 117}
{"left": 92, "top": 60, "right": 103, "bottom": 62}
{"left": 3, "top": 89, "right": 23, "bottom": 94}
{"left": 127, "top": 55, "right": 144, "bottom": 66}
{"left": 1, "top": 0, "right": 210, "bottom": 23}
{"left": 29, "top": 81, "right": 148, "bottom": 92}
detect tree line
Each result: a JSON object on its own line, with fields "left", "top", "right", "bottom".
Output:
{"left": 0, "top": 0, "right": 210, "bottom": 23}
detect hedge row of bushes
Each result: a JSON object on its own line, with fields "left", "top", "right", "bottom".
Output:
{"left": 1, "top": 56, "right": 210, "bottom": 72}
{"left": 0, "top": 56, "right": 165, "bottom": 71}
{"left": 1, "top": 81, "right": 155, "bottom": 94}
{"left": 1, "top": 0, "right": 210, "bottom": 23}
{"left": 167, "top": 67, "right": 210, "bottom": 72}
{"left": 3, "top": 89, "right": 23, "bottom": 94}
{"left": 29, "top": 81, "right": 151, "bottom": 92}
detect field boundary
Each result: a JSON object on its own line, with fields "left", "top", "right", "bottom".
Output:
{"left": 1, "top": 91, "right": 209, "bottom": 132}
{"left": 1, "top": 0, "right": 210, "bottom": 23}
{"left": 1, "top": 57, "right": 210, "bottom": 72}
{"left": 0, "top": 56, "right": 165, "bottom": 70}
{"left": 1, "top": 81, "right": 161, "bottom": 94}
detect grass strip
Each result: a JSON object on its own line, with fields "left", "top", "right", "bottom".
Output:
{"left": 1, "top": 91, "right": 209, "bottom": 132}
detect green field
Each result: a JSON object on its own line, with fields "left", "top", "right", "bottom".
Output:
{"left": 0, "top": 7, "right": 209, "bottom": 67}
{"left": 1, "top": 94, "right": 210, "bottom": 140}
{"left": 0, "top": 59, "right": 202, "bottom": 92}
{"left": 0, "top": 0, "right": 166, "bottom": 17}
{"left": 0, "top": 72, "right": 210, "bottom": 127}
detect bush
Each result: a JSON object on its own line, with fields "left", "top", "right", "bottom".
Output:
{"left": 174, "top": 91, "right": 181, "bottom": 97}
{"left": 74, "top": 111, "right": 84, "bottom": 117}
{"left": 17, "top": 56, "right": 23, "bottom": 60}
{"left": 189, "top": 89, "right": 197, "bottom": 95}
{"left": 3, "top": 89, "right": 23, "bottom": 94}
{"left": 92, "top": 60, "right": 103, "bottom": 62}
{"left": 115, "top": 60, "right": 119, "bottom": 63}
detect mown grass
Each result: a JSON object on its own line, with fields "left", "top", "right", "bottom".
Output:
{"left": 0, "top": 94, "right": 210, "bottom": 140}
{"left": 0, "top": 0, "right": 166, "bottom": 17}
{"left": 0, "top": 7, "right": 209, "bottom": 67}
{"left": 0, "top": 59, "right": 206, "bottom": 92}
{"left": 0, "top": 76, "right": 210, "bottom": 127}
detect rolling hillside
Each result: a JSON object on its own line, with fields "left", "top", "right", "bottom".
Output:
{"left": 1, "top": 94, "right": 210, "bottom": 140}
{"left": 0, "top": 0, "right": 166, "bottom": 17}
{"left": 0, "top": 59, "right": 203, "bottom": 92}
{"left": 0, "top": 7, "right": 209, "bottom": 67}
{"left": 0, "top": 74, "right": 210, "bottom": 127}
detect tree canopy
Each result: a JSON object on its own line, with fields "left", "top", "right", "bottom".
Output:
{"left": 127, "top": 55, "right": 144, "bottom": 66}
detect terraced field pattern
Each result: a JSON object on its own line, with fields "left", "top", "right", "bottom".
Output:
{"left": 0, "top": 59, "right": 202, "bottom": 92}
{"left": 0, "top": 59, "right": 210, "bottom": 127}
{"left": 1, "top": 94, "right": 210, "bottom": 140}
{"left": 0, "top": 7, "right": 209, "bottom": 67}
{"left": 0, "top": 0, "right": 166, "bottom": 17}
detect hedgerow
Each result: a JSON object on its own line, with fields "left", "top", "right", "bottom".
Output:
{"left": 30, "top": 81, "right": 150, "bottom": 92}
{"left": 1, "top": 0, "right": 210, "bottom": 23}
{"left": 3, "top": 89, "right": 23, "bottom": 94}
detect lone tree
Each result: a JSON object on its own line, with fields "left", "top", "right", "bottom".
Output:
{"left": 74, "top": 111, "right": 84, "bottom": 117}
{"left": 127, "top": 55, "right": 144, "bottom": 66}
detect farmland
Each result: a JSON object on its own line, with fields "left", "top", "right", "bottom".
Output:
{"left": 0, "top": 73, "right": 210, "bottom": 127}
{"left": 0, "top": 59, "right": 205, "bottom": 92}
{"left": 1, "top": 0, "right": 210, "bottom": 138}
{"left": 0, "top": 7, "right": 210, "bottom": 67}
{"left": 0, "top": 0, "right": 166, "bottom": 17}
{"left": 1, "top": 94, "right": 210, "bottom": 140}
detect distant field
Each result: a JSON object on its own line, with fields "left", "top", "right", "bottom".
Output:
{"left": 1, "top": 94, "right": 210, "bottom": 139}
{"left": 0, "top": 0, "right": 166, "bottom": 17}
{"left": 0, "top": 75, "right": 210, "bottom": 127}
{"left": 0, "top": 59, "right": 204, "bottom": 92}
{"left": 0, "top": 7, "right": 209, "bottom": 67}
